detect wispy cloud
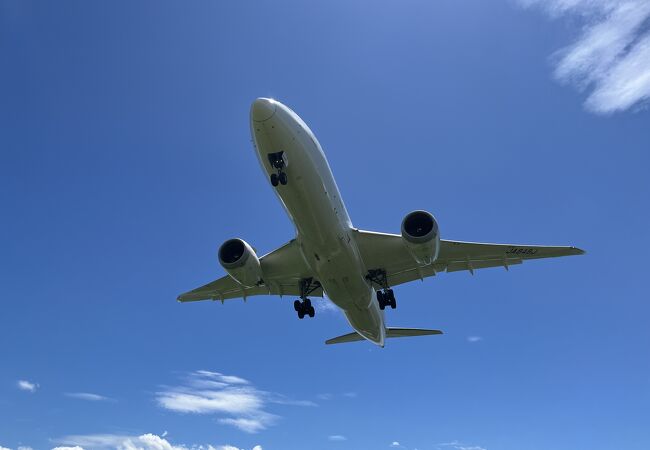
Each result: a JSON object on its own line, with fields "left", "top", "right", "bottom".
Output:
{"left": 317, "top": 392, "right": 357, "bottom": 400}
{"left": 467, "top": 336, "right": 483, "bottom": 343}
{"left": 328, "top": 435, "right": 347, "bottom": 441}
{"left": 17, "top": 380, "right": 38, "bottom": 393}
{"left": 520, "top": 0, "right": 650, "bottom": 113}
{"left": 155, "top": 370, "right": 313, "bottom": 433}
{"left": 53, "top": 432, "right": 262, "bottom": 450}
{"left": 65, "top": 392, "right": 111, "bottom": 402}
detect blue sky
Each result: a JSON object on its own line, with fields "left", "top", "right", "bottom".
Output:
{"left": 1, "top": 1, "right": 649, "bottom": 449}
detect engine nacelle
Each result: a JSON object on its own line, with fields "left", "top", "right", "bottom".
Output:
{"left": 218, "top": 238, "right": 263, "bottom": 287}
{"left": 401, "top": 210, "right": 440, "bottom": 265}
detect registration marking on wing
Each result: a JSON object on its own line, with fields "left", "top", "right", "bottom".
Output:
{"left": 505, "top": 247, "right": 539, "bottom": 255}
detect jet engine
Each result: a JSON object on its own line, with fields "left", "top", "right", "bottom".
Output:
{"left": 401, "top": 210, "right": 440, "bottom": 265}
{"left": 218, "top": 238, "right": 263, "bottom": 287}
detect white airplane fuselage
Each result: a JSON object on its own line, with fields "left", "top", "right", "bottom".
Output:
{"left": 250, "top": 98, "right": 385, "bottom": 346}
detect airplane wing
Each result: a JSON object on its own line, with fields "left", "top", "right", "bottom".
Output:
{"left": 353, "top": 229, "right": 585, "bottom": 288}
{"left": 177, "top": 239, "right": 322, "bottom": 302}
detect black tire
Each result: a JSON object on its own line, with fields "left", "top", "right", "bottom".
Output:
{"left": 298, "top": 309, "right": 305, "bottom": 319}
{"left": 279, "top": 172, "right": 288, "bottom": 185}
{"left": 294, "top": 300, "right": 302, "bottom": 312}
{"left": 390, "top": 298, "right": 397, "bottom": 309}
{"left": 270, "top": 173, "right": 279, "bottom": 186}
{"left": 304, "top": 298, "right": 312, "bottom": 308}
{"left": 379, "top": 302, "right": 386, "bottom": 310}
{"left": 308, "top": 306, "right": 315, "bottom": 317}
{"left": 377, "top": 291, "right": 385, "bottom": 303}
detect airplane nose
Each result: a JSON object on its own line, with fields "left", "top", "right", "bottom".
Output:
{"left": 251, "top": 98, "right": 277, "bottom": 122}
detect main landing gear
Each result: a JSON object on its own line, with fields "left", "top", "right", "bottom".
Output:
{"left": 268, "top": 151, "right": 288, "bottom": 187}
{"left": 366, "top": 269, "right": 397, "bottom": 310}
{"left": 294, "top": 278, "right": 321, "bottom": 319}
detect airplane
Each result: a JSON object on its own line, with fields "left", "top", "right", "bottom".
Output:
{"left": 178, "top": 98, "right": 585, "bottom": 347}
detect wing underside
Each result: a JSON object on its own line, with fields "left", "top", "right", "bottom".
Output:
{"left": 353, "top": 229, "right": 584, "bottom": 288}
{"left": 177, "top": 239, "right": 322, "bottom": 303}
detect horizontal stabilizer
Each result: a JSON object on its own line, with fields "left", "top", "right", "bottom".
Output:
{"left": 325, "top": 328, "right": 443, "bottom": 345}
{"left": 325, "top": 332, "right": 366, "bottom": 345}
{"left": 386, "top": 327, "right": 443, "bottom": 338}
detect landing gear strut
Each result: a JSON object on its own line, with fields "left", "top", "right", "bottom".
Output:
{"left": 366, "top": 269, "right": 397, "bottom": 310}
{"left": 268, "top": 151, "right": 288, "bottom": 187}
{"left": 294, "top": 277, "right": 320, "bottom": 319}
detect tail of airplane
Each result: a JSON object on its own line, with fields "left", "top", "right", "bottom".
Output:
{"left": 325, "top": 328, "right": 443, "bottom": 345}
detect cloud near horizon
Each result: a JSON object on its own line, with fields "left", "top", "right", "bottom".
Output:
{"left": 521, "top": 0, "right": 650, "bottom": 114}
{"left": 155, "top": 370, "right": 314, "bottom": 433}
{"left": 52, "top": 432, "right": 262, "bottom": 450}
{"left": 437, "top": 441, "right": 487, "bottom": 450}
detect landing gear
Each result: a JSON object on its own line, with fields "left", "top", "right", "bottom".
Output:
{"left": 377, "top": 289, "right": 396, "bottom": 310}
{"left": 366, "top": 269, "right": 397, "bottom": 310}
{"left": 268, "top": 151, "right": 288, "bottom": 186}
{"left": 294, "top": 278, "right": 320, "bottom": 319}
{"left": 294, "top": 298, "right": 314, "bottom": 319}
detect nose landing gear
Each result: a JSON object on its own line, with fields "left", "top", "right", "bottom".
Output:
{"left": 268, "top": 151, "right": 288, "bottom": 186}
{"left": 366, "top": 269, "right": 397, "bottom": 310}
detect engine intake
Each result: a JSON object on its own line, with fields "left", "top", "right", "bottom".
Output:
{"left": 218, "top": 238, "right": 263, "bottom": 287}
{"left": 401, "top": 210, "right": 440, "bottom": 265}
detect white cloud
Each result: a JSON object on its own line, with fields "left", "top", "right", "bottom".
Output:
{"left": 18, "top": 447, "right": 34, "bottom": 450}
{"left": 65, "top": 392, "right": 111, "bottom": 401}
{"left": 214, "top": 446, "right": 263, "bottom": 450}
{"left": 53, "top": 433, "right": 261, "bottom": 450}
{"left": 390, "top": 442, "right": 403, "bottom": 448}
{"left": 328, "top": 435, "right": 347, "bottom": 441}
{"left": 437, "top": 441, "right": 487, "bottom": 450}
{"left": 17, "top": 380, "right": 38, "bottom": 392}
{"left": 467, "top": 336, "right": 483, "bottom": 343}
{"left": 218, "top": 417, "right": 274, "bottom": 434}
{"left": 1, "top": 446, "right": 13, "bottom": 450}
{"left": 156, "top": 371, "right": 312, "bottom": 434}
{"left": 520, "top": 0, "right": 650, "bottom": 113}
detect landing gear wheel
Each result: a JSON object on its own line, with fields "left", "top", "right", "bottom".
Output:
{"left": 279, "top": 172, "right": 288, "bottom": 185}
{"left": 270, "top": 173, "right": 279, "bottom": 187}
{"left": 294, "top": 298, "right": 315, "bottom": 319}
{"left": 377, "top": 291, "right": 386, "bottom": 310}
{"left": 387, "top": 289, "right": 397, "bottom": 309}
